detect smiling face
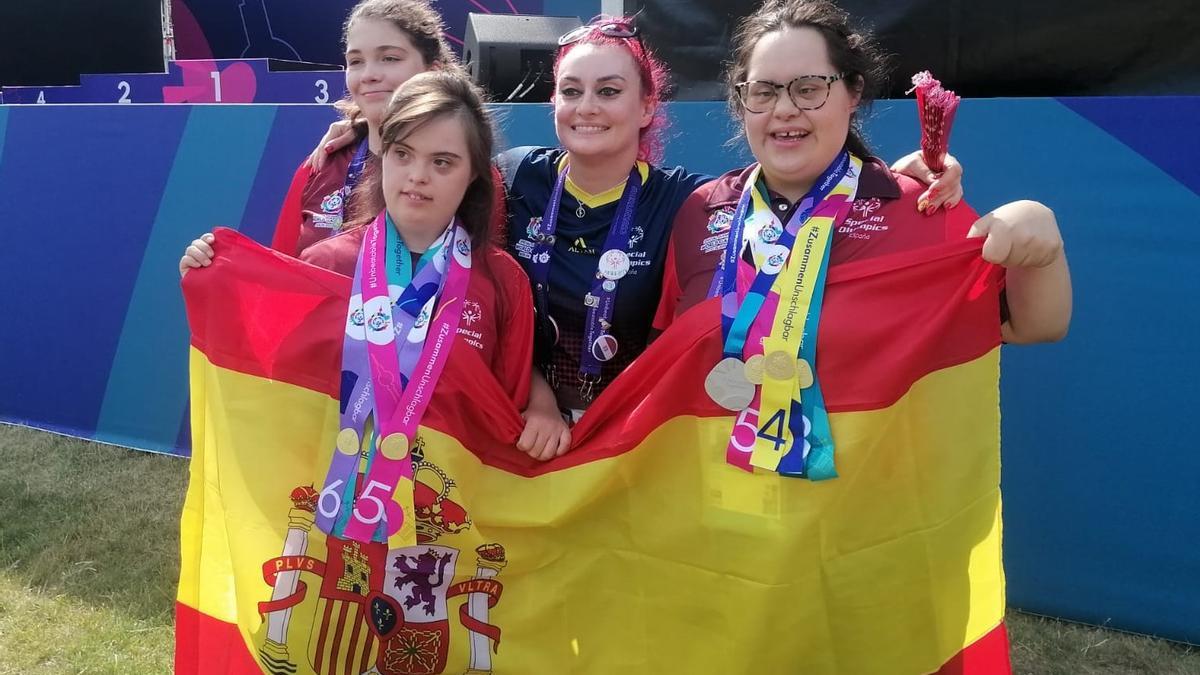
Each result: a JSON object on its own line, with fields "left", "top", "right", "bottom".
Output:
{"left": 553, "top": 43, "right": 655, "bottom": 164}
{"left": 344, "top": 18, "right": 432, "bottom": 127}
{"left": 382, "top": 113, "right": 475, "bottom": 240}
{"left": 741, "top": 26, "right": 860, "bottom": 200}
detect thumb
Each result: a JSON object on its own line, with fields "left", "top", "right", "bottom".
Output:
{"left": 966, "top": 213, "right": 994, "bottom": 239}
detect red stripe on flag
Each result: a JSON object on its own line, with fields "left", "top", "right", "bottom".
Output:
{"left": 174, "top": 602, "right": 265, "bottom": 674}
{"left": 184, "top": 230, "right": 1002, "bottom": 478}
{"left": 935, "top": 623, "right": 1012, "bottom": 675}
{"left": 331, "top": 601, "right": 350, "bottom": 675}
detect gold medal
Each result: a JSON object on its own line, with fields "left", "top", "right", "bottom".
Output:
{"left": 379, "top": 433, "right": 411, "bottom": 461}
{"left": 796, "top": 358, "right": 815, "bottom": 389}
{"left": 743, "top": 354, "right": 765, "bottom": 385}
{"left": 704, "top": 357, "right": 755, "bottom": 411}
{"left": 336, "top": 428, "right": 360, "bottom": 456}
{"left": 764, "top": 350, "right": 796, "bottom": 380}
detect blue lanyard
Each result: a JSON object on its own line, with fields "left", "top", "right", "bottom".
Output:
{"left": 529, "top": 166, "right": 642, "bottom": 401}
{"left": 344, "top": 138, "right": 371, "bottom": 195}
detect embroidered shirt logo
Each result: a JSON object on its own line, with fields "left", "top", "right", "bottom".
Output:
{"left": 840, "top": 197, "right": 889, "bottom": 240}
{"left": 707, "top": 208, "right": 734, "bottom": 234}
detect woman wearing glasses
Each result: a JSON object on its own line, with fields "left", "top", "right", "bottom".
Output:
{"left": 659, "top": 0, "right": 1071, "bottom": 337}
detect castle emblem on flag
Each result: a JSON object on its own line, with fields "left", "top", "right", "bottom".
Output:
{"left": 253, "top": 452, "right": 508, "bottom": 674}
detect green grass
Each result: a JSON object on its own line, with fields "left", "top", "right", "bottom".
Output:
{"left": 1, "top": 423, "right": 1197, "bottom": 674}
{"left": 0, "top": 425, "right": 184, "bottom": 674}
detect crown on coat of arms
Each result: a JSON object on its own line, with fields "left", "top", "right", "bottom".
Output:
{"left": 290, "top": 485, "right": 318, "bottom": 512}
{"left": 414, "top": 460, "right": 471, "bottom": 543}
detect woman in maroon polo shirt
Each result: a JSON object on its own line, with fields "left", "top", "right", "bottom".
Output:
{"left": 659, "top": 0, "right": 1072, "bottom": 341}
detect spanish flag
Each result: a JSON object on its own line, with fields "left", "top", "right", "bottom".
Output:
{"left": 177, "top": 229, "right": 1010, "bottom": 674}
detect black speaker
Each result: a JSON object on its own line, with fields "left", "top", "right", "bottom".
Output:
{"left": 463, "top": 13, "right": 582, "bottom": 103}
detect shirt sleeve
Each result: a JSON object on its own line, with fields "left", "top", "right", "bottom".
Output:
{"left": 670, "top": 184, "right": 724, "bottom": 318}
{"left": 652, "top": 237, "right": 681, "bottom": 331}
{"left": 270, "top": 160, "right": 312, "bottom": 256}
{"left": 493, "top": 254, "right": 534, "bottom": 409}
{"left": 942, "top": 199, "right": 981, "bottom": 242}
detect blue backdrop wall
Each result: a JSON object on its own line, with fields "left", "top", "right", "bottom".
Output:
{"left": 0, "top": 98, "right": 1197, "bottom": 644}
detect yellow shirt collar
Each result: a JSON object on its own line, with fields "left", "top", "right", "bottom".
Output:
{"left": 556, "top": 156, "right": 651, "bottom": 209}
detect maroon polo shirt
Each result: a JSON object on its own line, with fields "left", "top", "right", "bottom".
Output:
{"left": 655, "top": 157, "right": 981, "bottom": 327}
{"left": 300, "top": 224, "right": 536, "bottom": 408}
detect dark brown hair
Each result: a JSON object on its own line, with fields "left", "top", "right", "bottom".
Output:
{"left": 347, "top": 71, "right": 496, "bottom": 248}
{"left": 335, "top": 0, "right": 461, "bottom": 124}
{"left": 726, "top": 0, "right": 889, "bottom": 157}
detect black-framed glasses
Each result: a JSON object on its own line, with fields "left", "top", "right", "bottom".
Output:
{"left": 734, "top": 74, "right": 845, "bottom": 113}
{"left": 557, "top": 20, "right": 640, "bottom": 47}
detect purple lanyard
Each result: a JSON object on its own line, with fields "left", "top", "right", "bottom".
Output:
{"left": 529, "top": 165, "right": 641, "bottom": 402}
{"left": 314, "top": 213, "right": 471, "bottom": 544}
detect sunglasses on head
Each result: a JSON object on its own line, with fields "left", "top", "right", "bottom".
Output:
{"left": 557, "top": 20, "right": 640, "bottom": 47}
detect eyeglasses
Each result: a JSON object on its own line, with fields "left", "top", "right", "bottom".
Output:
{"left": 557, "top": 20, "right": 640, "bottom": 47}
{"left": 734, "top": 74, "right": 845, "bottom": 113}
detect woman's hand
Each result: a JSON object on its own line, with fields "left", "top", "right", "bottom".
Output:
{"left": 518, "top": 404, "right": 572, "bottom": 461}
{"left": 967, "top": 200, "right": 1063, "bottom": 269}
{"left": 308, "top": 120, "right": 360, "bottom": 172}
{"left": 179, "top": 232, "right": 217, "bottom": 278}
{"left": 517, "top": 369, "right": 572, "bottom": 461}
{"left": 891, "top": 151, "right": 964, "bottom": 215}
{"left": 968, "top": 200, "right": 1072, "bottom": 344}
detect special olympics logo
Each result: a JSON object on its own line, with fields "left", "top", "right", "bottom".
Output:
{"left": 462, "top": 301, "right": 482, "bottom": 326}
{"left": 853, "top": 197, "right": 882, "bottom": 218}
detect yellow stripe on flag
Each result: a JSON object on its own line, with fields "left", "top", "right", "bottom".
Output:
{"left": 180, "top": 346, "right": 1003, "bottom": 674}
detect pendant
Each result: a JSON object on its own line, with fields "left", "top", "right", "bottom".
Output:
{"left": 704, "top": 357, "right": 755, "bottom": 411}
{"left": 576, "top": 203, "right": 587, "bottom": 219}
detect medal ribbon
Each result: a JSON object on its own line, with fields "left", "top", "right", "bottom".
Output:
{"left": 710, "top": 153, "right": 849, "bottom": 361}
{"left": 314, "top": 212, "right": 471, "bottom": 548}
{"left": 750, "top": 155, "right": 861, "bottom": 473}
{"left": 529, "top": 164, "right": 642, "bottom": 401}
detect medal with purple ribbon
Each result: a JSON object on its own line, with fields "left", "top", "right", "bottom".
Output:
{"left": 314, "top": 212, "right": 472, "bottom": 547}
